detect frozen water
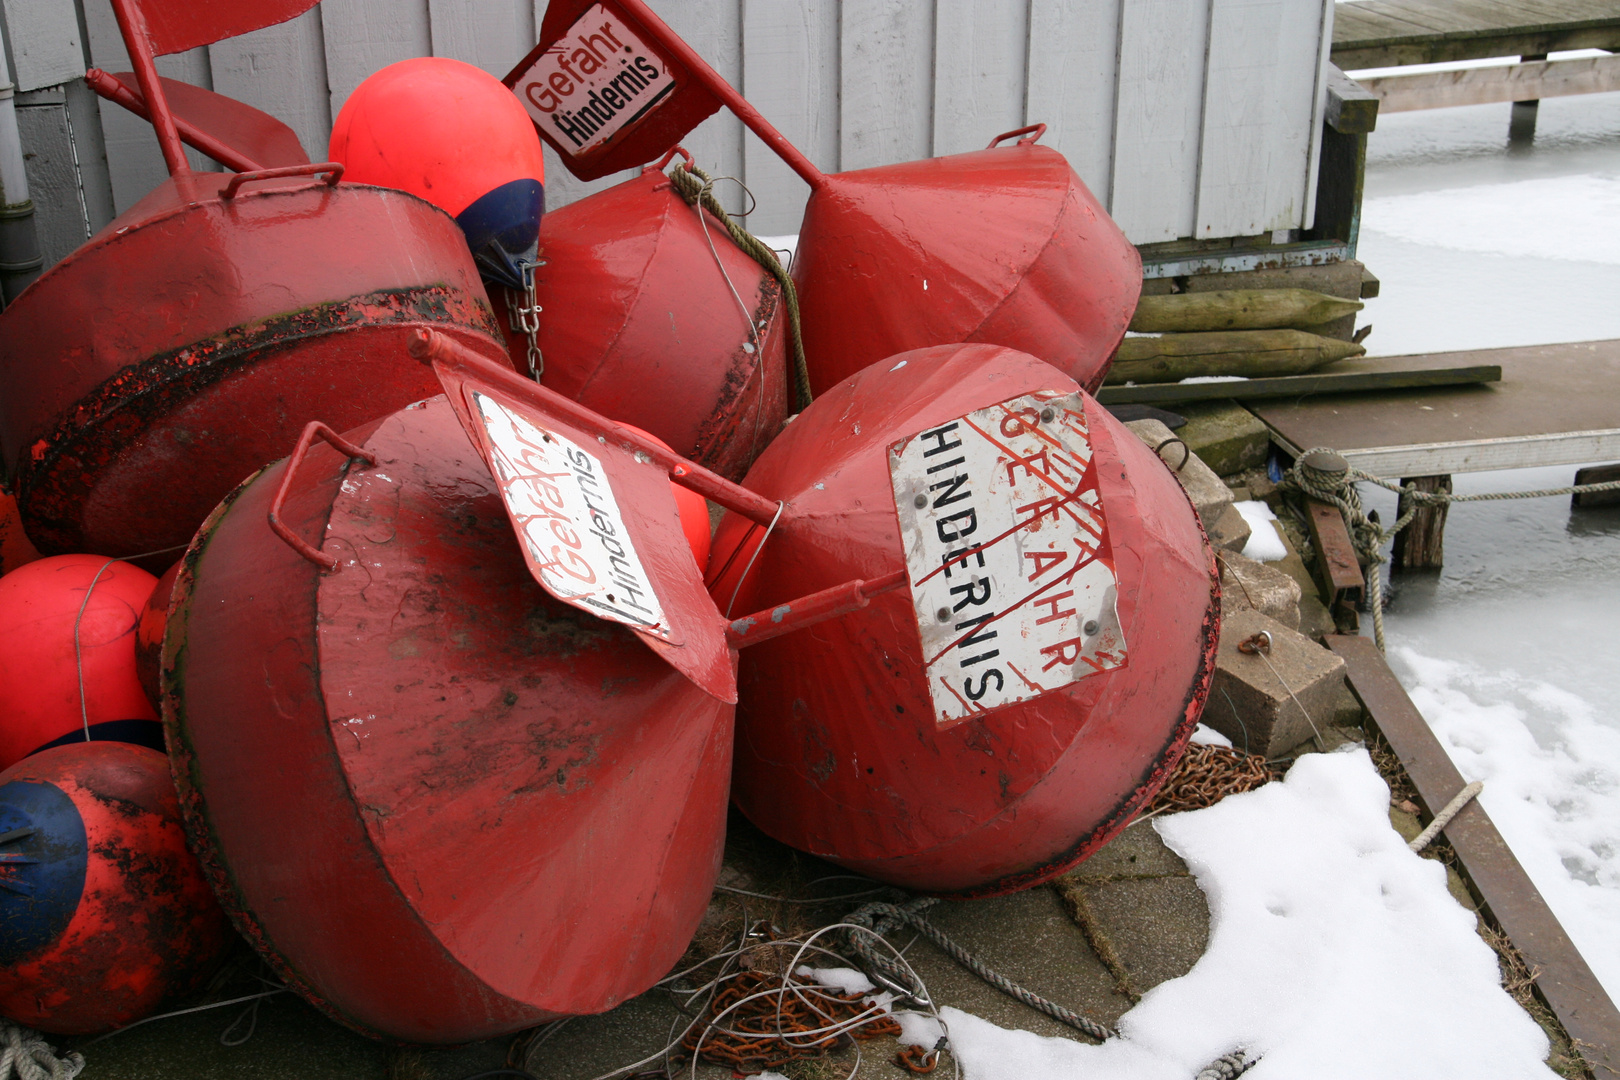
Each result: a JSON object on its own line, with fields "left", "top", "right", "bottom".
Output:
{"left": 934, "top": 752, "right": 1557, "bottom": 1080}
{"left": 1233, "top": 501, "right": 1286, "bottom": 561}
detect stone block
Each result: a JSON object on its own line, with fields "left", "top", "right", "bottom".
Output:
{"left": 1125, "top": 419, "right": 1233, "bottom": 523}
{"left": 1206, "top": 501, "right": 1252, "bottom": 553}
{"left": 1175, "top": 401, "right": 1271, "bottom": 478}
{"left": 1201, "top": 608, "right": 1347, "bottom": 758}
{"left": 1218, "top": 549, "right": 1302, "bottom": 630}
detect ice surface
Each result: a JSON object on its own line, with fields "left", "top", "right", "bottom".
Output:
{"left": 1233, "top": 501, "right": 1286, "bottom": 562}
{"left": 933, "top": 752, "right": 1556, "bottom": 1080}
{"left": 1364, "top": 175, "right": 1620, "bottom": 266}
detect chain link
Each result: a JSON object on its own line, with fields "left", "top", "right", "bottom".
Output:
{"left": 507, "top": 258, "right": 545, "bottom": 380}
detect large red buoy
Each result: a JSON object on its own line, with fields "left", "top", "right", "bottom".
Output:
{"left": 330, "top": 58, "right": 547, "bottom": 290}
{"left": 0, "top": 555, "right": 162, "bottom": 770}
{"left": 163, "top": 392, "right": 736, "bottom": 1043}
{"left": 709, "top": 343, "right": 1219, "bottom": 896}
{"left": 0, "top": 741, "right": 232, "bottom": 1035}
{"left": 498, "top": 153, "right": 792, "bottom": 479}
{"left": 134, "top": 561, "right": 180, "bottom": 713}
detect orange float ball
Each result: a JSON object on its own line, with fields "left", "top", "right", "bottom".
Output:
{"left": 0, "top": 555, "right": 161, "bottom": 770}
{"left": 616, "top": 424, "right": 712, "bottom": 573}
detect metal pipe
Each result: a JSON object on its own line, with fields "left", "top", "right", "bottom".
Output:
{"left": 85, "top": 68, "right": 265, "bottom": 173}
{"left": 107, "top": 0, "right": 190, "bottom": 178}
{"left": 0, "top": 35, "right": 43, "bottom": 303}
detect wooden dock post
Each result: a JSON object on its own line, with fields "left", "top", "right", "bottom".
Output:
{"left": 1392, "top": 475, "right": 1452, "bottom": 571}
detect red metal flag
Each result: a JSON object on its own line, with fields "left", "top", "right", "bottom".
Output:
{"left": 416, "top": 330, "right": 738, "bottom": 704}
{"left": 123, "top": 0, "right": 320, "bottom": 56}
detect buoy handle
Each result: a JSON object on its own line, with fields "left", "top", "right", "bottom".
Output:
{"left": 987, "top": 124, "right": 1047, "bottom": 149}
{"left": 267, "top": 421, "right": 377, "bottom": 571}
{"left": 222, "top": 162, "right": 345, "bottom": 200}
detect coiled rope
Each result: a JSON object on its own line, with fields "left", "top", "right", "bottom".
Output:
{"left": 667, "top": 162, "right": 814, "bottom": 414}
{"left": 0, "top": 1022, "right": 83, "bottom": 1080}
{"left": 843, "top": 897, "right": 1115, "bottom": 1041}
{"left": 1277, "top": 449, "right": 1620, "bottom": 652}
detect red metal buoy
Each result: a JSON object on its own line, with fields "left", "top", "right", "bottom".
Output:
{"left": 708, "top": 343, "right": 1219, "bottom": 896}
{"left": 0, "top": 741, "right": 232, "bottom": 1035}
{"left": 0, "top": 0, "right": 513, "bottom": 565}
{"left": 508, "top": 0, "right": 1140, "bottom": 398}
{"left": 330, "top": 57, "right": 547, "bottom": 290}
{"left": 163, "top": 393, "right": 737, "bottom": 1043}
{"left": 134, "top": 561, "right": 180, "bottom": 713}
{"left": 0, "top": 555, "right": 162, "bottom": 770}
{"left": 501, "top": 152, "right": 792, "bottom": 479}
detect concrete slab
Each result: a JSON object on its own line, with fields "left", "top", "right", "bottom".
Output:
{"left": 1202, "top": 608, "right": 1350, "bottom": 758}
{"left": 1175, "top": 402, "right": 1272, "bottom": 478}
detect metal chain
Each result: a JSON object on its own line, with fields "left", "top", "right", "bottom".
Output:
{"left": 844, "top": 898, "right": 1116, "bottom": 1041}
{"left": 1277, "top": 448, "right": 1620, "bottom": 653}
{"left": 506, "top": 258, "right": 545, "bottom": 380}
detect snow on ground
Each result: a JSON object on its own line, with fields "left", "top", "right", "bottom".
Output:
{"left": 928, "top": 751, "right": 1556, "bottom": 1080}
{"left": 1233, "top": 501, "right": 1286, "bottom": 562}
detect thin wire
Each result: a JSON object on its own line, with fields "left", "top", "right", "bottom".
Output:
{"left": 725, "top": 500, "right": 784, "bottom": 617}
{"left": 711, "top": 884, "right": 889, "bottom": 904}
{"left": 78, "top": 990, "right": 286, "bottom": 1046}
{"left": 72, "top": 560, "right": 118, "bottom": 741}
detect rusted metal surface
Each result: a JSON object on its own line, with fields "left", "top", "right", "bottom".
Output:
{"left": 709, "top": 343, "right": 1219, "bottom": 896}
{"left": 0, "top": 172, "right": 510, "bottom": 563}
{"left": 1327, "top": 633, "right": 1620, "bottom": 1080}
{"left": 501, "top": 163, "right": 789, "bottom": 480}
{"left": 0, "top": 742, "right": 231, "bottom": 1035}
{"left": 164, "top": 395, "right": 734, "bottom": 1043}
{"left": 1304, "top": 496, "right": 1365, "bottom": 630}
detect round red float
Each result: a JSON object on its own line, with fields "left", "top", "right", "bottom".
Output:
{"left": 0, "top": 741, "right": 232, "bottom": 1035}
{"left": 134, "top": 561, "right": 181, "bottom": 714}
{"left": 0, "top": 555, "right": 162, "bottom": 770}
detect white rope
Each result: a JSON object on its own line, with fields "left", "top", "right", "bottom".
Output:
{"left": 1410, "top": 781, "right": 1484, "bottom": 853}
{"left": 0, "top": 1022, "right": 84, "bottom": 1080}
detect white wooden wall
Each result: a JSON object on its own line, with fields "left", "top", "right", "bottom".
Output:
{"left": 75, "top": 0, "right": 1335, "bottom": 244}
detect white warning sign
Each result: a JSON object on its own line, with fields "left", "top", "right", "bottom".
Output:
{"left": 511, "top": 3, "right": 675, "bottom": 154}
{"left": 471, "top": 390, "right": 671, "bottom": 637}
{"left": 888, "top": 391, "right": 1126, "bottom": 727}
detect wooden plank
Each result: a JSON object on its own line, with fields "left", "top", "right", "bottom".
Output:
{"left": 1111, "top": 0, "right": 1211, "bottom": 243}
{"left": 840, "top": 0, "right": 935, "bottom": 171}
{"left": 1328, "top": 634, "right": 1620, "bottom": 1080}
{"left": 319, "top": 0, "right": 431, "bottom": 121}
{"left": 81, "top": 0, "right": 217, "bottom": 213}
{"left": 1324, "top": 64, "right": 1379, "bottom": 134}
{"left": 1332, "top": 0, "right": 1620, "bottom": 68}
{"left": 1025, "top": 0, "right": 1122, "bottom": 206}
{"left": 209, "top": 6, "right": 332, "bottom": 163}
{"left": 428, "top": 0, "right": 534, "bottom": 78}
{"left": 1361, "top": 54, "right": 1620, "bottom": 112}
{"left": 1195, "top": 0, "right": 1329, "bottom": 237}
{"left": 932, "top": 0, "right": 1028, "bottom": 158}
{"left": 660, "top": 0, "right": 746, "bottom": 214}
{"left": 2, "top": 0, "right": 86, "bottom": 91}
{"left": 740, "top": 0, "right": 840, "bottom": 235}
{"left": 1094, "top": 362, "right": 1501, "bottom": 406}
{"left": 1253, "top": 339, "right": 1620, "bottom": 477}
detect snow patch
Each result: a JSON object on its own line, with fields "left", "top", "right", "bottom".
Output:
{"left": 936, "top": 751, "right": 1556, "bottom": 1080}
{"left": 1191, "top": 724, "right": 1232, "bottom": 748}
{"left": 1179, "top": 375, "right": 1249, "bottom": 384}
{"left": 794, "top": 965, "right": 876, "bottom": 996}
{"left": 1234, "top": 501, "right": 1286, "bottom": 562}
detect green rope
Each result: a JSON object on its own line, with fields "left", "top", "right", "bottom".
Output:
{"left": 667, "top": 162, "right": 813, "bottom": 414}
{"left": 843, "top": 897, "right": 1115, "bottom": 1042}
{"left": 1276, "top": 449, "right": 1620, "bottom": 653}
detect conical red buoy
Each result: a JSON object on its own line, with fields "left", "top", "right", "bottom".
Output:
{"left": 0, "top": 555, "right": 162, "bottom": 770}
{"left": 330, "top": 57, "right": 547, "bottom": 290}
{"left": 501, "top": 155, "right": 791, "bottom": 480}
{"left": 708, "top": 342, "right": 1219, "bottom": 896}
{"left": 0, "top": 741, "right": 232, "bottom": 1035}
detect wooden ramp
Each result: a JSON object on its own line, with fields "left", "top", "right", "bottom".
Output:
{"left": 1253, "top": 339, "right": 1620, "bottom": 476}
{"left": 1332, "top": 0, "right": 1620, "bottom": 69}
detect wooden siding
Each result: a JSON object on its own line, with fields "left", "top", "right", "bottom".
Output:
{"left": 75, "top": 0, "right": 1334, "bottom": 243}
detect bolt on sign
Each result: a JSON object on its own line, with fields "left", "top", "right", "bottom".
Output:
{"left": 889, "top": 391, "right": 1126, "bottom": 727}
{"left": 505, "top": 0, "right": 721, "bottom": 180}
{"left": 468, "top": 391, "right": 671, "bottom": 636}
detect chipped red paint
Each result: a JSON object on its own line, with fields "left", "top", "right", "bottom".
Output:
{"left": 496, "top": 165, "right": 789, "bottom": 481}
{"left": 163, "top": 396, "right": 733, "bottom": 1044}
{"left": 0, "top": 172, "right": 511, "bottom": 565}
{"left": 709, "top": 343, "right": 1219, "bottom": 896}
{"left": 0, "top": 742, "right": 231, "bottom": 1035}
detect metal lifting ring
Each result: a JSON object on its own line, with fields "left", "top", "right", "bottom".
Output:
{"left": 1153, "top": 436, "right": 1191, "bottom": 472}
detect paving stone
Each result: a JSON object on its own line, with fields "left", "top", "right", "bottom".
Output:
{"left": 1265, "top": 524, "right": 1336, "bottom": 640}
{"left": 1083, "top": 876, "right": 1212, "bottom": 991}
{"left": 1174, "top": 401, "right": 1271, "bottom": 478}
{"left": 1068, "top": 818, "right": 1195, "bottom": 883}
{"left": 1205, "top": 501, "right": 1252, "bottom": 553}
{"left": 1218, "top": 549, "right": 1302, "bottom": 630}
{"left": 1201, "top": 608, "right": 1349, "bottom": 758}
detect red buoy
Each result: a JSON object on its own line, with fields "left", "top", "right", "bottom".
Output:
{"left": 0, "top": 555, "right": 162, "bottom": 770}
{"left": 0, "top": 741, "right": 232, "bottom": 1035}
{"left": 709, "top": 343, "right": 1219, "bottom": 896}
{"left": 134, "top": 561, "right": 180, "bottom": 713}
{"left": 331, "top": 57, "right": 547, "bottom": 289}
{"left": 619, "top": 423, "right": 711, "bottom": 573}
{"left": 163, "top": 394, "right": 735, "bottom": 1043}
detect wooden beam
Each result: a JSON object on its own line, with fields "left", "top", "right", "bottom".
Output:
{"left": 1324, "top": 65, "right": 1379, "bottom": 133}
{"left": 1326, "top": 634, "right": 1620, "bottom": 1080}
{"left": 1332, "top": 0, "right": 1620, "bottom": 69}
{"left": 1391, "top": 474, "right": 1451, "bottom": 571}
{"left": 1094, "top": 364, "right": 1500, "bottom": 406}
{"left": 1360, "top": 54, "right": 1620, "bottom": 113}
{"left": 1573, "top": 463, "right": 1620, "bottom": 509}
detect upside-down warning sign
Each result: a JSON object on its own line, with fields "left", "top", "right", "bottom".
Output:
{"left": 888, "top": 391, "right": 1126, "bottom": 727}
